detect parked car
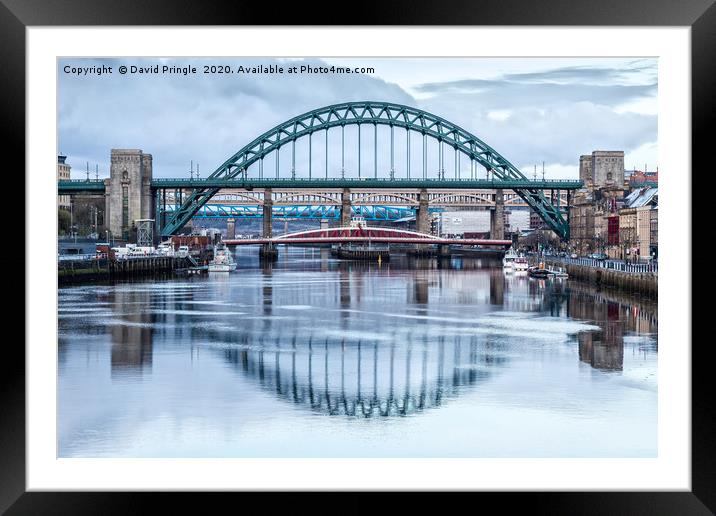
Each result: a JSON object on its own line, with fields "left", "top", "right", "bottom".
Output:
{"left": 590, "top": 252, "right": 608, "bottom": 261}
{"left": 570, "top": 253, "right": 578, "bottom": 259}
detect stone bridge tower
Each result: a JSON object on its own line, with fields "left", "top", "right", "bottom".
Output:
{"left": 106, "top": 149, "right": 153, "bottom": 241}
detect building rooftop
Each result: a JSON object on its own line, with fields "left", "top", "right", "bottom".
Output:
{"left": 624, "top": 187, "right": 658, "bottom": 208}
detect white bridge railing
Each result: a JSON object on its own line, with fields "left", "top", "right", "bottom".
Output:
{"left": 546, "top": 256, "right": 658, "bottom": 274}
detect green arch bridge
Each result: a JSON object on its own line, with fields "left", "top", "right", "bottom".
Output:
{"left": 58, "top": 101, "right": 584, "bottom": 239}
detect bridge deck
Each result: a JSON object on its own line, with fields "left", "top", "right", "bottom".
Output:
{"left": 151, "top": 178, "right": 583, "bottom": 190}
{"left": 58, "top": 177, "right": 583, "bottom": 194}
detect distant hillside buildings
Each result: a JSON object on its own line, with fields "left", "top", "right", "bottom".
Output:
{"left": 625, "top": 168, "right": 658, "bottom": 187}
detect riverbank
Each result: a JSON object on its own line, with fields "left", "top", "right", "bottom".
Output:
{"left": 544, "top": 258, "right": 657, "bottom": 299}
{"left": 58, "top": 256, "right": 194, "bottom": 285}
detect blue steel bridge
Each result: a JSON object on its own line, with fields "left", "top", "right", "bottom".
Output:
{"left": 163, "top": 203, "right": 442, "bottom": 222}
{"left": 57, "top": 101, "right": 583, "bottom": 239}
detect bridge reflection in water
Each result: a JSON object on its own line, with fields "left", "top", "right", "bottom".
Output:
{"left": 58, "top": 249, "right": 657, "bottom": 457}
{"left": 221, "top": 333, "right": 504, "bottom": 418}
{"left": 85, "top": 257, "right": 656, "bottom": 390}
{"left": 59, "top": 255, "right": 657, "bottom": 421}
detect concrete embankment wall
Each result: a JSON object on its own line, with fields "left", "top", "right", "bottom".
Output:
{"left": 545, "top": 259, "right": 657, "bottom": 299}
{"left": 58, "top": 256, "right": 192, "bottom": 285}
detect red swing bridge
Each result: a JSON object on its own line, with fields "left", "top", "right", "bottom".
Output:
{"left": 224, "top": 225, "right": 512, "bottom": 248}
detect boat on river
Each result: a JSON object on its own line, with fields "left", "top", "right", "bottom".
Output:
{"left": 208, "top": 243, "right": 236, "bottom": 272}
{"left": 513, "top": 257, "right": 529, "bottom": 272}
{"left": 503, "top": 249, "right": 518, "bottom": 271}
{"left": 528, "top": 262, "right": 550, "bottom": 278}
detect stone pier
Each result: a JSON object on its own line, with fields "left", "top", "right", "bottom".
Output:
{"left": 490, "top": 188, "right": 505, "bottom": 240}
{"left": 341, "top": 188, "right": 352, "bottom": 226}
{"left": 226, "top": 218, "right": 236, "bottom": 240}
{"left": 416, "top": 188, "right": 430, "bottom": 234}
{"left": 261, "top": 188, "right": 277, "bottom": 259}
{"left": 262, "top": 188, "right": 273, "bottom": 238}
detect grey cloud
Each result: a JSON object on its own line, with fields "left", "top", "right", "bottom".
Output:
{"left": 418, "top": 94, "right": 655, "bottom": 173}
{"left": 415, "top": 80, "right": 655, "bottom": 108}
{"left": 410, "top": 61, "right": 657, "bottom": 173}
{"left": 59, "top": 57, "right": 413, "bottom": 178}
{"left": 501, "top": 61, "right": 656, "bottom": 85}
{"left": 58, "top": 58, "right": 657, "bottom": 181}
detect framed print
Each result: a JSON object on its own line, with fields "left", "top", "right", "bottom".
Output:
{"left": 3, "top": 0, "right": 711, "bottom": 513}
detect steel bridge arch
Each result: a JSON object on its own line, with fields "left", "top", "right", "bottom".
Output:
{"left": 429, "top": 192, "right": 494, "bottom": 206}
{"left": 273, "top": 191, "right": 341, "bottom": 205}
{"left": 162, "top": 101, "right": 570, "bottom": 237}
{"left": 352, "top": 192, "right": 418, "bottom": 205}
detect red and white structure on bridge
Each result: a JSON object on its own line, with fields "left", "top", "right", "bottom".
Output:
{"left": 224, "top": 226, "right": 512, "bottom": 247}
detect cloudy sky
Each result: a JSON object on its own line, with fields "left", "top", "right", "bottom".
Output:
{"left": 58, "top": 57, "right": 657, "bottom": 180}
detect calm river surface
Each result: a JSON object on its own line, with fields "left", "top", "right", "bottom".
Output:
{"left": 58, "top": 247, "right": 657, "bottom": 457}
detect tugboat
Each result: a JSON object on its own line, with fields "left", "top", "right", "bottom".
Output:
{"left": 208, "top": 242, "right": 237, "bottom": 272}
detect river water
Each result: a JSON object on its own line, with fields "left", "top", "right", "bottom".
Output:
{"left": 58, "top": 247, "right": 657, "bottom": 457}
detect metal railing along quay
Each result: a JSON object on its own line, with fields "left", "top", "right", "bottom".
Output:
{"left": 544, "top": 256, "right": 658, "bottom": 274}
{"left": 58, "top": 252, "right": 172, "bottom": 262}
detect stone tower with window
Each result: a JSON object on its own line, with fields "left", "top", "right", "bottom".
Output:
{"left": 591, "top": 151, "right": 624, "bottom": 187}
{"left": 106, "top": 149, "right": 153, "bottom": 240}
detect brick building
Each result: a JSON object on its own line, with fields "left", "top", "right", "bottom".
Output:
{"left": 618, "top": 187, "right": 658, "bottom": 261}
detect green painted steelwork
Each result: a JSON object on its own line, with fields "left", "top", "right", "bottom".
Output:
{"left": 57, "top": 180, "right": 106, "bottom": 194}
{"left": 149, "top": 178, "right": 583, "bottom": 190}
{"left": 160, "top": 101, "right": 578, "bottom": 238}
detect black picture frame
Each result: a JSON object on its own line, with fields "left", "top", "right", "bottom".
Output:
{"left": 2, "top": 0, "right": 710, "bottom": 513}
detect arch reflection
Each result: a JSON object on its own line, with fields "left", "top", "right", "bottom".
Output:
{"left": 220, "top": 332, "right": 506, "bottom": 418}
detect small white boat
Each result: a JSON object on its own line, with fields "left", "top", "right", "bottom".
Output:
{"left": 513, "top": 257, "right": 529, "bottom": 272}
{"left": 208, "top": 243, "right": 236, "bottom": 272}
{"left": 503, "top": 249, "right": 518, "bottom": 270}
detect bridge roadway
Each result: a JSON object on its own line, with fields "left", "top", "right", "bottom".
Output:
{"left": 58, "top": 177, "right": 583, "bottom": 193}
{"left": 163, "top": 187, "right": 571, "bottom": 209}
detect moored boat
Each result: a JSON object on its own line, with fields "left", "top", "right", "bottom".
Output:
{"left": 513, "top": 257, "right": 529, "bottom": 272}
{"left": 528, "top": 264, "right": 550, "bottom": 278}
{"left": 208, "top": 242, "right": 237, "bottom": 272}
{"left": 503, "top": 249, "right": 518, "bottom": 270}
